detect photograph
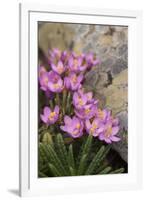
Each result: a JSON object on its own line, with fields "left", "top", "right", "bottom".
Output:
{"left": 38, "top": 22, "right": 128, "bottom": 178}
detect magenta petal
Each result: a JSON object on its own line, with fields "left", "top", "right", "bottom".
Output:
{"left": 73, "top": 92, "right": 78, "bottom": 101}
{"left": 51, "top": 63, "right": 57, "bottom": 71}
{"left": 97, "top": 127, "right": 104, "bottom": 134}
{"left": 40, "top": 86, "right": 47, "bottom": 91}
{"left": 54, "top": 105, "right": 59, "bottom": 113}
{"left": 64, "top": 77, "right": 70, "bottom": 89}
{"left": 60, "top": 125, "right": 67, "bottom": 132}
{"left": 104, "top": 138, "right": 112, "bottom": 144}
{"left": 40, "top": 114, "right": 48, "bottom": 123}
{"left": 64, "top": 115, "right": 72, "bottom": 125}
{"left": 86, "top": 92, "right": 93, "bottom": 100}
{"left": 111, "top": 136, "right": 121, "bottom": 142}
{"left": 98, "top": 133, "right": 105, "bottom": 140}
{"left": 78, "top": 74, "right": 83, "bottom": 82}
{"left": 112, "top": 127, "right": 120, "bottom": 135}
{"left": 85, "top": 120, "right": 91, "bottom": 130}
{"left": 58, "top": 60, "right": 63, "bottom": 67}
{"left": 112, "top": 118, "right": 119, "bottom": 126}
{"left": 44, "top": 107, "right": 51, "bottom": 115}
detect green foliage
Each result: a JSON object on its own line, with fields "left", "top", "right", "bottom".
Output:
{"left": 38, "top": 134, "right": 125, "bottom": 177}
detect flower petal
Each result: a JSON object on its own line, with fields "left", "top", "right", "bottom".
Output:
{"left": 111, "top": 136, "right": 121, "bottom": 142}
{"left": 54, "top": 105, "right": 59, "bottom": 114}
{"left": 98, "top": 133, "right": 105, "bottom": 140}
{"left": 112, "top": 126, "right": 120, "bottom": 135}
{"left": 44, "top": 107, "right": 51, "bottom": 116}
{"left": 60, "top": 125, "right": 67, "bottom": 132}
{"left": 104, "top": 138, "right": 112, "bottom": 144}
{"left": 40, "top": 114, "right": 48, "bottom": 123}
{"left": 64, "top": 115, "right": 72, "bottom": 125}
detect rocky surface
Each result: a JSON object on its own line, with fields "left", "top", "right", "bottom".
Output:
{"left": 38, "top": 23, "right": 128, "bottom": 162}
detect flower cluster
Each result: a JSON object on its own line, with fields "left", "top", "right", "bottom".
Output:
{"left": 39, "top": 48, "right": 120, "bottom": 144}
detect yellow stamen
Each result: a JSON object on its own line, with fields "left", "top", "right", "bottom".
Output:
{"left": 54, "top": 83, "right": 59, "bottom": 89}
{"left": 48, "top": 112, "right": 56, "bottom": 120}
{"left": 74, "top": 59, "right": 78, "bottom": 68}
{"left": 44, "top": 77, "right": 48, "bottom": 85}
{"left": 58, "top": 66, "right": 63, "bottom": 73}
{"left": 72, "top": 130, "right": 78, "bottom": 135}
{"left": 85, "top": 108, "right": 91, "bottom": 114}
{"left": 72, "top": 75, "right": 77, "bottom": 83}
{"left": 76, "top": 123, "right": 80, "bottom": 129}
{"left": 98, "top": 109, "right": 105, "bottom": 120}
{"left": 105, "top": 126, "right": 112, "bottom": 137}
{"left": 90, "top": 123, "right": 98, "bottom": 133}
{"left": 78, "top": 98, "right": 83, "bottom": 106}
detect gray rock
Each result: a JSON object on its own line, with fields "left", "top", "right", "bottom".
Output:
{"left": 117, "top": 111, "right": 128, "bottom": 131}
{"left": 117, "top": 44, "right": 128, "bottom": 57}
{"left": 111, "top": 111, "right": 128, "bottom": 162}
{"left": 111, "top": 59, "right": 127, "bottom": 75}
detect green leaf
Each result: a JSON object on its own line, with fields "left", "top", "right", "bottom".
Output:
{"left": 41, "top": 131, "right": 53, "bottom": 145}
{"left": 38, "top": 171, "right": 47, "bottom": 177}
{"left": 38, "top": 135, "right": 125, "bottom": 177}
{"left": 81, "top": 135, "right": 93, "bottom": 156}
{"left": 100, "top": 145, "right": 111, "bottom": 161}
{"left": 110, "top": 168, "right": 125, "bottom": 174}
{"left": 69, "top": 166, "right": 76, "bottom": 176}
{"left": 68, "top": 144, "right": 75, "bottom": 174}
{"left": 56, "top": 134, "right": 69, "bottom": 172}
{"left": 41, "top": 143, "right": 67, "bottom": 176}
{"left": 99, "top": 166, "right": 112, "bottom": 174}
{"left": 77, "top": 154, "right": 87, "bottom": 175}
{"left": 85, "top": 146, "right": 105, "bottom": 175}
{"left": 78, "top": 135, "right": 93, "bottom": 163}
{"left": 48, "top": 163, "right": 62, "bottom": 176}
{"left": 39, "top": 143, "right": 49, "bottom": 164}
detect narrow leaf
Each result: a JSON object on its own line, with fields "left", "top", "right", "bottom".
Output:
{"left": 69, "top": 167, "right": 76, "bottom": 176}
{"left": 98, "top": 166, "right": 112, "bottom": 174}
{"left": 110, "top": 168, "right": 125, "bottom": 174}
{"left": 85, "top": 146, "right": 105, "bottom": 175}
{"left": 56, "top": 134, "right": 69, "bottom": 172}
{"left": 38, "top": 171, "right": 47, "bottom": 177}
{"left": 48, "top": 163, "right": 62, "bottom": 177}
{"left": 77, "top": 154, "right": 87, "bottom": 175}
{"left": 68, "top": 144, "right": 75, "bottom": 173}
{"left": 78, "top": 135, "right": 93, "bottom": 167}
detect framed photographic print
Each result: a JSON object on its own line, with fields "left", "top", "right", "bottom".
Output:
{"left": 19, "top": 3, "right": 142, "bottom": 197}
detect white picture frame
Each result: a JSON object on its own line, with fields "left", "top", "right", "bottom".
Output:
{"left": 19, "top": 3, "right": 143, "bottom": 197}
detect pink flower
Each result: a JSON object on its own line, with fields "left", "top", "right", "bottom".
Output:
{"left": 75, "top": 104, "right": 97, "bottom": 119}
{"left": 73, "top": 89, "right": 98, "bottom": 110}
{"left": 98, "top": 120, "right": 120, "bottom": 143}
{"left": 68, "top": 55, "right": 87, "bottom": 72}
{"left": 47, "top": 71, "right": 64, "bottom": 93}
{"left": 85, "top": 118, "right": 104, "bottom": 137}
{"left": 51, "top": 60, "right": 65, "bottom": 75}
{"left": 96, "top": 108, "right": 111, "bottom": 123}
{"left": 39, "top": 71, "right": 50, "bottom": 91}
{"left": 60, "top": 115, "right": 83, "bottom": 138}
{"left": 40, "top": 106, "right": 60, "bottom": 125}
{"left": 64, "top": 72, "right": 83, "bottom": 91}
{"left": 39, "top": 66, "right": 47, "bottom": 77}
{"left": 85, "top": 53, "right": 100, "bottom": 69}
{"left": 73, "top": 91, "right": 88, "bottom": 109}
{"left": 49, "top": 48, "right": 61, "bottom": 61}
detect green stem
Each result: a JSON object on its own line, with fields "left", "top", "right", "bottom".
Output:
{"left": 62, "top": 90, "right": 67, "bottom": 114}
{"left": 49, "top": 125, "right": 54, "bottom": 134}
{"left": 49, "top": 100, "right": 54, "bottom": 109}
{"left": 55, "top": 93, "right": 60, "bottom": 106}
{"left": 66, "top": 91, "right": 71, "bottom": 114}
